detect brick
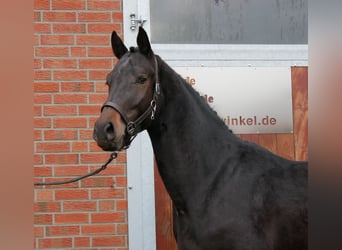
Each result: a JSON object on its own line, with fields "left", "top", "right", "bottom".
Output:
{"left": 87, "top": 0, "right": 121, "bottom": 11}
{"left": 34, "top": 23, "right": 51, "bottom": 33}
{"left": 34, "top": 117, "right": 51, "bottom": 128}
{"left": 89, "top": 70, "right": 110, "bottom": 80}
{"left": 34, "top": 105, "right": 42, "bottom": 116}
{"left": 88, "top": 23, "right": 121, "bottom": 33}
{"left": 34, "top": 154, "right": 43, "bottom": 164}
{"left": 61, "top": 82, "right": 94, "bottom": 92}
{"left": 36, "top": 142, "right": 70, "bottom": 152}
{"left": 34, "top": 70, "right": 51, "bottom": 80}
{"left": 71, "top": 46, "right": 86, "bottom": 57}
{"left": 43, "top": 12, "right": 76, "bottom": 22}
{"left": 99, "top": 200, "right": 115, "bottom": 210}
{"left": 54, "top": 93, "right": 87, "bottom": 104}
{"left": 34, "top": 35, "right": 40, "bottom": 45}
{"left": 34, "top": 129, "right": 42, "bottom": 140}
{"left": 45, "top": 154, "right": 78, "bottom": 164}
{"left": 34, "top": 58, "right": 41, "bottom": 68}
{"left": 78, "top": 12, "right": 111, "bottom": 22}
{"left": 44, "top": 130, "right": 77, "bottom": 140}
{"left": 34, "top": 0, "right": 50, "bottom": 9}
{"left": 34, "top": 202, "right": 61, "bottom": 212}
{"left": 91, "top": 189, "right": 125, "bottom": 199}
{"left": 89, "top": 117, "right": 98, "bottom": 127}
{"left": 34, "top": 94, "right": 52, "bottom": 104}
{"left": 34, "top": 214, "right": 53, "bottom": 225}
{"left": 63, "top": 201, "right": 97, "bottom": 211}
{"left": 46, "top": 226, "right": 80, "bottom": 236}
{"left": 54, "top": 165, "right": 89, "bottom": 176}
{"left": 79, "top": 58, "right": 112, "bottom": 69}
{"left": 79, "top": 105, "right": 101, "bottom": 115}
{"left": 71, "top": 141, "right": 88, "bottom": 152}
{"left": 89, "top": 141, "right": 104, "bottom": 152}
{"left": 91, "top": 165, "right": 125, "bottom": 176}
{"left": 34, "top": 226, "right": 44, "bottom": 237}
{"left": 52, "top": 0, "right": 86, "bottom": 10}
{"left": 54, "top": 70, "right": 87, "bottom": 80}
{"left": 53, "top": 23, "right": 86, "bottom": 33}
{"left": 74, "top": 237, "right": 90, "bottom": 247}
{"left": 38, "top": 238, "right": 72, "bottom": 248}
{"left": 41, "top": 35, "right": 75, "bottom": 45}
{"left": 89, "top": 93, "right": 107, "bottom": 103}
{"left": 76, "top": 35, "right": 109, "bottom": 45}
{"left": 34, "top": 82, "right": 59, "bottom": 92}
{"left": 117, "top": 224, "right": 128, "bottom": 235}
{"left": 116, "top": 200, "right": 128, "bottom": 210}
{"left": 115, "top": 152, "right": 126, "bottom": 163}
{"left": 80, "top": 153, "right": 112, "bottom": 163}
{"left": 53, "top": 117, "right": 87, "bottom": 128}
{"left": 55, "top": 213, "right": 89, "bottom": 224}
{"left": 81, "top": 177, "right": 114, "bottom": 188}
{"left": 115, "top": 176, "right": 127, "bottom": 187}
{"left": 95, "top": 81, "right": 110, "bottom": 92}
{"left": 93, "top": 236, "right": 125, "bottom": 247}
{"left": 91, "top": 212, "right": 125, "bottom": 223}
{"left": 112, "top": 12, "right": 123, "bottom": 22}
{"left": 44, "top": 105, "right": 77, "bottom": 116}
{"left": 80, "top": 129, "right": 94, "bottom": 140}
{"left": 55, "top": 189, "right": 89, "bottom": 200}
{"left": 34, "top": 11, "right": 41, "bottom": 21}
{"left": 35, "top": 189, "right": 53, "bottom": 201}
{"left": 82, "top": 224, "right": 115, "bottom": 235}
{"left": 36, "top": 47, "right": 69, "bottom": 57}
{"left": 34, "top": 166, "right": 52, "bottom": 176}
{"left": 88, "top": 46, "right": 113, "bottom": 57}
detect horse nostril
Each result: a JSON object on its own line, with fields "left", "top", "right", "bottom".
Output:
{"left": 104, "top": 121, "right": 115, "bottom": 141}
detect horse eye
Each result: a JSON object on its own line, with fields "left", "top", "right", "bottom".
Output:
{"left": 135, "top": 76, "right": 147, "bottom": 84}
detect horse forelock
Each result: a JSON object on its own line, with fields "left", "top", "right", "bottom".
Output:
{"left": 129, "top": 46, "right": 137, "bottom": 53}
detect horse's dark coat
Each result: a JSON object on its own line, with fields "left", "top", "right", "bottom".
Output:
{"left": 94, "top": 27, "right": 308, "bottom": 250}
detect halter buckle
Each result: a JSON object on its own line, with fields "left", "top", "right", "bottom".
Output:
{"left": 150, "top": 100, "right": 157, "bottom": 120}
{"left": 127, "top": 122, "right": 136, "bottom": 135}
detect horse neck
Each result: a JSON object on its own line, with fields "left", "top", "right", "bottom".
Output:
{"left": 147, "top": 57, "right": 238, "bottom": 210}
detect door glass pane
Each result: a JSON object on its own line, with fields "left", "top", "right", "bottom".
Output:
{"left": 150, "top": 0, "right": 307, "bottom": 44}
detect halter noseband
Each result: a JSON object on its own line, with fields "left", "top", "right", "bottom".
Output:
{"left": 100, "top": 56, "right": 160, "bottom": 148}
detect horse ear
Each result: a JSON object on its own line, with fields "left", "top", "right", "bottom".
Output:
{"left": 137, "top": 27, "right": 152, "bottom": 56}
{"left": 111, "top": 31, "right": 128, "bottom": 59}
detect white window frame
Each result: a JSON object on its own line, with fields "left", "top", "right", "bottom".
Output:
{"left": 127, "top": 0, "right": 308, "bottom": 67}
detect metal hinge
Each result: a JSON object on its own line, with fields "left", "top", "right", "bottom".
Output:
{"left": 130, "top": 13, "right": 147, "bottom": 31}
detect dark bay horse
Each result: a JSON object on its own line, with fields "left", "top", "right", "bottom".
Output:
{"left": 93, "top": 27, "right": 307, "bottom": 250}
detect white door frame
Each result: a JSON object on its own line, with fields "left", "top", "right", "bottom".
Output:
{"left": 124, "top": 2, "right": 156, "bottom": 250}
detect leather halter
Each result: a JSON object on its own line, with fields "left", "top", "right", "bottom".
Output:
{"left": 101, "top": 56, "right": 160, "bottom": 147}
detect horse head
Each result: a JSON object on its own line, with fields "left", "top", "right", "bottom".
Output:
{"left": 93, "top": 27, "right": 159, "bottom": 151}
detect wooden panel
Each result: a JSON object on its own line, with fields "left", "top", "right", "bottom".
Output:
{"left": 240, "top": 134, "right": 259, "bottom": 144}
{"left": 154, "top": 164, "right": 178, "bottom": 250}
{"left": 259, "top": 134, "right": 277, "bottom": 155}
{"left": 292, "top": 67, "right": 308, "bottom": 161}
{"left": 276, "top": 133, "right": 295, "bottom": 160}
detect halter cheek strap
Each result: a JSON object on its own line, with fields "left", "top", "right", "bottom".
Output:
{"left": 101, "top": 56, "right": 160, "bottom": 146}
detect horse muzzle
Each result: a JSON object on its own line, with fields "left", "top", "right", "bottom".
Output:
{"left": 93, "top": 109, "right": 126, "bottom": 151}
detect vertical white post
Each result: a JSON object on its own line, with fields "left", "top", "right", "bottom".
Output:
{"left": 123, "top": 1, "right": 156, "bottom": 250}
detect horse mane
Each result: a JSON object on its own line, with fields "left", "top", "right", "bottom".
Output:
{"left": 156, "top": 55, "right": 234, "bottom": 134}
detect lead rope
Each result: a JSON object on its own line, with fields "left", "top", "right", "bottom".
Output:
{"left": 34, "top": 152, "right": 117, "bottom": 186}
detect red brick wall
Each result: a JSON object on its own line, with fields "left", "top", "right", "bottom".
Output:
{"left": 33, "top": 1, "right": 128, "bottom": 249}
